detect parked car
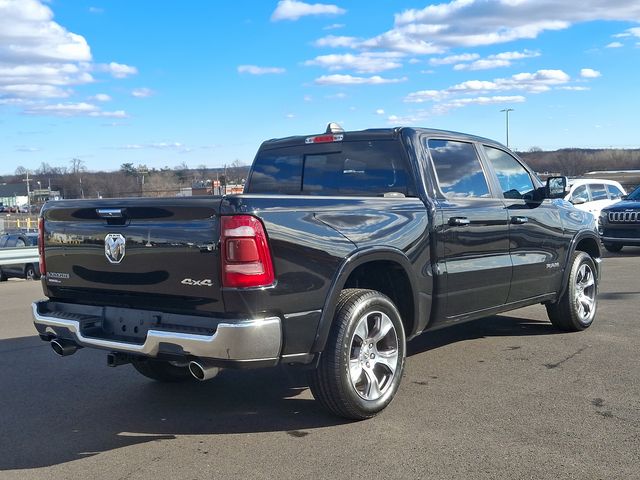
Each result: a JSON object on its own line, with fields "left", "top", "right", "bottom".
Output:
{"left": 0, "top": 232, "right": 41, "bottom": 280}
{"left": 565, "top": 179, "right": 626, "bottom": 218}
{"left": 32, "top": 125, "right": 601, "bottom": 419}
{"left": 599, "top": 184, "right": 640, "bottom": 252}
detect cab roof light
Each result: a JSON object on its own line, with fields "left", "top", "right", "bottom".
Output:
{"left": 305, "top": 134, "right": 344, "bottom": 144}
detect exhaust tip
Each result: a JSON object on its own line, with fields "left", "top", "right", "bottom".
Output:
{"left": 188, "top": 360, "right": 219, "bottom": 381}
{"left": 51, "top": 339, "right": 78, "bottom": 357}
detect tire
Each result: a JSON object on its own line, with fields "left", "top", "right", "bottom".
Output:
{"left": 0, "top": 270, "right": 7, "bottom": 282}
{"left": 131, "top": 358, "right": 193, "bottom": 382}
{"left": 308, "top": 289, "right": 406, "bottom": 420}
{"left": 546, "top": 251, "right": 598, "bottom": 332}
{"left": 24, "top": 264, "right": 37, "bottom": 280}
{"left": 603, "top": 243, "right": 623, "bottom": 253}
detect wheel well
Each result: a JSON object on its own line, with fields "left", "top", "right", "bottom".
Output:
{"left": 343, "top": 260, "right": 415, "bottom": 336}
{"left": 575, "top": 237, "right": 600, "bottom": 259}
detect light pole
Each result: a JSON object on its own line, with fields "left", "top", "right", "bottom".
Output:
{"left": 500, "top": 108, "right": 514, "bottom": 148}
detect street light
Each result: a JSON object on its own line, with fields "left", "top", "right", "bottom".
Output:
{"left": 500, "top": 108, "right": 514, "bottom": 148}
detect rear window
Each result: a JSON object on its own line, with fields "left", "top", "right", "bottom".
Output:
{"left": 247, "top": 140, "right": 416, "bottom": 197}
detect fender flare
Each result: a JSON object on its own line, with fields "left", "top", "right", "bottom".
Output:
{"left": 310, "top": 246, "right": 421, "bottom": 353}
{"left": 556, "top": 230, "right": 601, "bottom": 300}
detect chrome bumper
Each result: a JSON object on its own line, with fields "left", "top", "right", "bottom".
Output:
{"left": 32, "top": 302, "right": 282, "bottom": 363}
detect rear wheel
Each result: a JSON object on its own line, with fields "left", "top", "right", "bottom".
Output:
{"left": 24, "top": 264, "right": 37, "bottom": 280}
{"left": 603, "top": 243, "right": 623, "bottom": 253}
{"left": 546, "top": 251, "right": 598, "bottom": 331}
{"left": 131, "top": 358, "right": 193, "bottom": 382}
{"left": 308, "top": 288, "right": 406, "bottom": 420}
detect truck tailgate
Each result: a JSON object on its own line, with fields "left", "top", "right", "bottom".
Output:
{"left": 41, "top": 197, "right": 224, "bottom": 315}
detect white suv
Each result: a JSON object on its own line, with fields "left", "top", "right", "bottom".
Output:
{"left": 565, "top": 179, "right": 626, "bottom": 218}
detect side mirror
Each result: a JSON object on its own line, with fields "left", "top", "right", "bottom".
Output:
{"left": 621, "top": 194, "right": 628, "bottom": 200}
{"left": 571, "top": 197, "right": 586, "bottom": 205}
{"left": 546, "top": 176, "right": 567, "bottom": 199}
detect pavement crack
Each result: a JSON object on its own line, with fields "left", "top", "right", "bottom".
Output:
{"left": 544, "top": 345, "right": 589, "bottom": 369}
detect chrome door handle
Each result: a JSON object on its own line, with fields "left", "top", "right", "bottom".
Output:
{"left": 449, "top": 217, "right": 471, "bottom": 226}
{"left": 511, "top": 216, "right": 528, "bottom": 224}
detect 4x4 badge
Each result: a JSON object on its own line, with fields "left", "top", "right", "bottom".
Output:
{"left": 105, "top": 233, "right": 126, "bottom": 264}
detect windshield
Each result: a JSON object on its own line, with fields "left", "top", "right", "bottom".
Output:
{"left": 628, "top": 186, "right": 640, "bottom": 201}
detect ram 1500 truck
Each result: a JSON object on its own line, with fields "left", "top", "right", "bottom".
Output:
{"left": 33, "top": 125, "right": 601, "bottom": 419}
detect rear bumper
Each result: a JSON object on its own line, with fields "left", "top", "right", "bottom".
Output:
{"left": 32, "top": 301, "right": 282, "bottom": 366}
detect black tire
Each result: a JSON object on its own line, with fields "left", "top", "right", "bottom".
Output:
{"left": 308, "top": 288, "right": 406, "bottom": 420}
{"left": 131, "top": 358, "right": 193, "bottom": 382}
{"left": 546, "top": 251, "right": 598, "bottom": 332}
{"left": 603, "top": 243, "right": 623, "bottom": 253}
{"left": 0, "top": 270, "right": 7, "bottom": 282}
{"left": 24, "top": 264, "right": 37, "bottom": 280}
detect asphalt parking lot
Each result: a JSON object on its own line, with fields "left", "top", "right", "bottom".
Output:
{"left": 0, "top": 249, "right": 638, "bottom": 480}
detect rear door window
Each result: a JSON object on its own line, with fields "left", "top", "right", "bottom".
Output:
{"left": 249, "top": 140, "right": 415, "bottom": 197}
{"left": 589, "top": 184, "right": 608, "bottom": 201}
{"left": 427, "top": 139, "right": 490, "bottom": 198}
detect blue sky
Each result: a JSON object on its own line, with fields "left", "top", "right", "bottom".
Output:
{"left": 1, "top": 0, "right": 639, "bottom": 174}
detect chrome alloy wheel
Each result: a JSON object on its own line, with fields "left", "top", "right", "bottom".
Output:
{"left": 348, "top": 310, "right": 399, "bottom": 401}
{"left": 574, "top": 262, "right": 596, "bottom": 323}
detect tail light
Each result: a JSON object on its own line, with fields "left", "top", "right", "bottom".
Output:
{"left": 220, "top": 215, "right": 274, "bottom": 288}
{"left": 38, "top": 217, "right": 46, "bottom": 276}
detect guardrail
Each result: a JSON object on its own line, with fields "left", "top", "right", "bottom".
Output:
{"left": 0, "top": 247, "right": 39, "bottom": 266}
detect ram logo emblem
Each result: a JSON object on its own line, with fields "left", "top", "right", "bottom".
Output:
{"left": 105, "top": 233, "right": 126, "bottom": 264}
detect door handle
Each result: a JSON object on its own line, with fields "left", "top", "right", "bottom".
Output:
{"left": 448, "top": 217, "right": 471, "bottom": 226}
{"left": 511, "top": 216, "right": 528, "bottom": 224}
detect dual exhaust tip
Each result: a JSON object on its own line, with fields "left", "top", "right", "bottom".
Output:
{"left": 50, "top": 338, "right": 219, "bottom": 381}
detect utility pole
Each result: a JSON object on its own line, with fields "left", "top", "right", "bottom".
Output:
{"left": 23, "top": 170, "right": 31, "bottom": 213}
{"left": 500, "top": 108, "right": 514, "bottom": 148}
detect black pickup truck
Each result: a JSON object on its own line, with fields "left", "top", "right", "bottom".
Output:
{"left": 33, "top": 125, "right": 601, "bottom": 419}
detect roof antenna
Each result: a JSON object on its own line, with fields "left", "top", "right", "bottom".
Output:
{"left": 325, "top": 122, "right": 344, "bottom": 134}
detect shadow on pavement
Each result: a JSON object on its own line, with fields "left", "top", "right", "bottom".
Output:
{"left": 1, "top": 313, "right": 557, "bottom": 470}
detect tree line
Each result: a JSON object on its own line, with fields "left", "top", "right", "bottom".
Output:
{"left": 3, "top": 148, "right": 639, "bottom": 200}
{"left": 2, "top": 159, "right": 250, "bottom": 200}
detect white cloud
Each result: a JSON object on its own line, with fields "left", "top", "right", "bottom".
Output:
{"left": 448, "top": 50, "right": 541, "bottom": 70}
{"left": 375, "top": 108, "right": 385, "bottom": 115}
{"left": 90, "top": 93, "right": 111, "bottom": 102}
{"left": 613, "top": 27, "right": 640, "bottom": 38}
{"left": 314, "top": 74, "right": 407, "bottom": 85}
{"left": 454, "top": 59, "right": 511, "bottom": 71}
{"left": 0, "top": 1, "right": 136, "bottom": 118}
{"left": 559, "top": 86, "right": 590, "bottom": 91}
{"left": 429, "top": 53, "right": 480, "bottom": 65}
{"left": 405, "top": 69, "right": 571, "bottom": 103}
{"left": 88, "top": 7, "right": 104, "bottom": 14}
{"left": 304, "top": 52, "right": 403, "bottom": 73}
{"left": 313, "top": 35, "right": 360, "bottom": 48}
{"left": 357, "top": 1, "right": 640, "bottom": 55}
{"left": 131, "top": 87, "right": 154, "bottom": 98}
{"left": 104, "top": 62, "right": 138, "bottom": 78}
{"left": 23, "top": 102, "right": 127, "bottom": 118}
{"left": 303, "top": 94, "right": 313, "bottom": 102}
{"left": 326, "top": 92, "right": 348, "bottom": 99}
{"left": 237, "top": 65, "right": 286, "bottom": 75}
{"left": 285, "top": 113, "right": 296, "bottom": 118}
{"left": 120, "top": 142, "right": 191, "bottom": 152}
{"left": 271, "top": 0, "right": 346, "bottom": 21}
{"left": 323, "top": 23, "right": 345, "bottom": 30}
{"left": 605, "top": 42, "right": 623, "bottom": 48}
{"left": 580, "top": 68, "right": 601, "bottom": 78}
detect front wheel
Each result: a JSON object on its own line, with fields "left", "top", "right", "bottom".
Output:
{"left": 308, "top": 289, "right": 406, "bottom": 420}
{"left": 546, "top": 251, "right": 598, "bottom": 331}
